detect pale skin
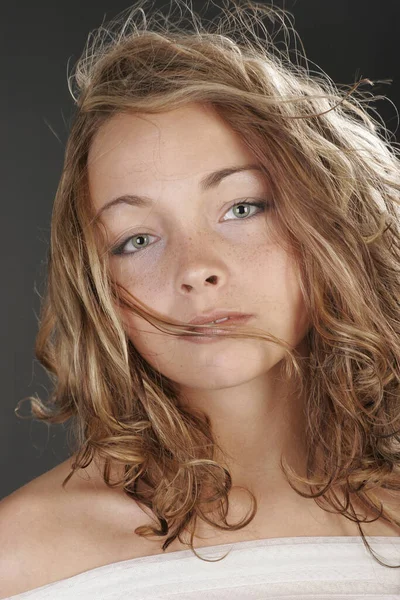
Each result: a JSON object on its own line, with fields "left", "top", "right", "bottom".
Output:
{"left": 87, "top": 102, "right": 312, "bottom": 521}
{"left": 0, "top": 102, "right": 399, "bottom": 598}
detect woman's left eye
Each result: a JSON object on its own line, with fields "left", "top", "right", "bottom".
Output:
{"left": 222, "top": 199, "right": 267, "bottom": 221}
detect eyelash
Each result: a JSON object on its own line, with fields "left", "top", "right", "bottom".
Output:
{"left": 111, "top": 199, "right": 269, "bottom": 257}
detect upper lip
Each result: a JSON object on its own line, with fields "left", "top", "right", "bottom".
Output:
{"left": 188, "top": 310, "right": 252, "bottom": 326}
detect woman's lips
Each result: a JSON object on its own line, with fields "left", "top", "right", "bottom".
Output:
{"left": 188, "top": 311, "right": 253, "bottom": 326}
{"left": 179, "top": 314, "right": 252, "bottom": 343}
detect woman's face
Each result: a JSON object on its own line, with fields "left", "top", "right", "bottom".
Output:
{"left": 88, "top": 103, "right": 310, "bottom": 391}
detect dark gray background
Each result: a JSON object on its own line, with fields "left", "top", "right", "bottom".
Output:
{"left": 2, "top": 0, "right": 399, "bottom": 500}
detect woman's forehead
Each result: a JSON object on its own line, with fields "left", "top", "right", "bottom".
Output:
{"left": 88, "top": 106, "right": 263, "bottom": 211}
{"left": 88, "top": 104, "right": 252, "bottom": 166}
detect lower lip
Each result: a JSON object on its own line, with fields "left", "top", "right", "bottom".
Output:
{"left": 179, "top": 315, "right": 252, "bottom": 343}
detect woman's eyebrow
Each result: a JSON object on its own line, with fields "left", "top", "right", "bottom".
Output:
{"left": 93, "top": 163, "right": 262, "bottom": 222}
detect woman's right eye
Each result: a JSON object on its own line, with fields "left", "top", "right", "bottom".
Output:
{"left": 111, "top": 233, "right": 156, "bottom": 257}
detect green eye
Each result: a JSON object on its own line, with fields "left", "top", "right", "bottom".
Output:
{"left": 222, "top": 199, "right": 267, "bottom": 221}
{"left": 232, "top": 203, "right": 256, "bottom": 218}
{"left": 112, "top": 233, "right": 155, "bottom": 256}
{"left": 130, "top": 234, "right": 149, "bottom": 249}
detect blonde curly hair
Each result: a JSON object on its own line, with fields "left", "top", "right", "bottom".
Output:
{"left": 17, "top": 0, "right": 400, "bottom": 567}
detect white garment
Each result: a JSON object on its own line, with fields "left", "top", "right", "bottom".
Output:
{"left": 7, "top": 536, "right": 400, "bottom": 599}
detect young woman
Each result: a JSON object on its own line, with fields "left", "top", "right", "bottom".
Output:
{"left": 1, "top": 0, "right": 400, "bottom": 597}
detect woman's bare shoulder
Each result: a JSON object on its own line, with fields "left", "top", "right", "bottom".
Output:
{"left": 0, "top": 463, "right": 68, "bottom": 597}
{"left": 0, "top": 456, "right": 150, "bottom": 598}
